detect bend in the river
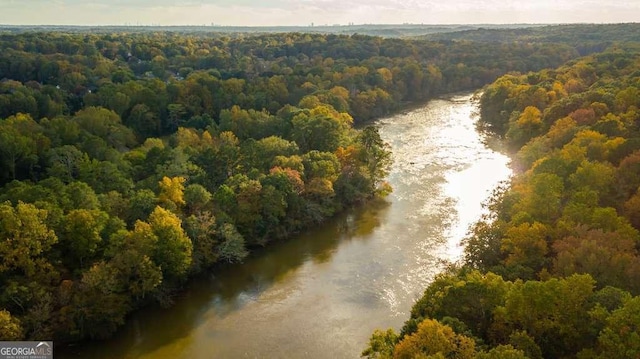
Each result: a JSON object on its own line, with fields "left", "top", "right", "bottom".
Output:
{"left": 60, "top": 92, "right": 511, "bottom": 359}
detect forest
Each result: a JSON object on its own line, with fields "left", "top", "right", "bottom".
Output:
{"left": 363, "top": 41, "right": 640, "bottom": 358}
{"left": 0, "top": 24, "right": 637, "bottom": 345}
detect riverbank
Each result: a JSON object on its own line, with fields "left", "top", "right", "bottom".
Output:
{"left": 364, "top": 47, "right": 640, "bottom": 358}
{"left": 59, "top": 92, "right": 511, "bottom": 358}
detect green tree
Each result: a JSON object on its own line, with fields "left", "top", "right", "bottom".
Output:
{"left": 226, "top": 175, "right": 264, "bottom": 244}
{"left": 590, "top": 297, "right": 640, "bottom": 359}
{"left": 475, "top": 345, "right": 528, "bottom": 359}
{"left": 46, "top": 145, "right": 88, "bottom": 182}
{"left": 126, "top": 189, "right": 158, "bottom": 223}
{"left": 183, "top": 184, "right": 212, "bottom": 214}
{"left": 61, "top": 209, "right": 109, "bottom": 268}
{"left": 73, "top": 106, "right": 136, "bottom": 150}
{"left": 291, "top": 105, "right": 352, "bottom": 153}
{"left": 109, "top": 248, "right": 162, "bottom": 300}
{"left": 501, "top": 222, "right": 551, "bottom": 279}
{"left": 513, "top": 173, "right": 564, "bottom": 223}
{"left": 357, "top": 126, "right": 393, "bottom": 194}
{"left": 0, "top": 115, "right": 40, "bottom": 183}
{"left": 362, "top": 328, "right": 399, "bottom": 359}
{"left": 72, "top": 262, "right": 130, "bottom": 339}
{"left": 408, "top": 271, "right": 510, "bottom": 341}
{"left": 492, "top": 274, "right": 597, "bottom": 358}
{"left": 63, "top": 181, "right": 100, "bottom": 211}
{"left": 184, "top": 211, "right": 218, "bottom": 271}
{"left": 217, "top": 223, "right": 248, "bottom": 263}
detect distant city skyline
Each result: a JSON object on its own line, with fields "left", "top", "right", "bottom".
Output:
{"left": 1, "top": 0, "right": 638, "bottom": 26}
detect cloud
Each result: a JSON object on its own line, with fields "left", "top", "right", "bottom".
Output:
{"left": 1, "top": 0, "right": 639, "bottom": 25}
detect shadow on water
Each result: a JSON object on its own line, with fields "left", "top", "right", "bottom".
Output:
{"left": 57, "top": 93, "right": 512, "bottom": 358}
{"left": 58, "top": 199, "right": 391, "bottom": 359}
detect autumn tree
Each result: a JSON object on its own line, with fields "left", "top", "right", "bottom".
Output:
{"left": 393, "top": 319, "right": 476, "bottom": 359}
{"left": 158, "top": 176, "right": 186, "bottom": 210}
{"left": 148, "top": 206, "right": 192, "bottom": 280}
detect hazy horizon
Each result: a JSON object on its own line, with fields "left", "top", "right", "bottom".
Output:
{"left": 1, "top": 0, "right": 639, "bottom": 27}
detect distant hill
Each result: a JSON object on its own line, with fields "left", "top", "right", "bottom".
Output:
{"left": 417, "top": 23, "right": 640, "bottom": 43}
{"left": 0, "top": 23, "right": 548, "bottom": 38}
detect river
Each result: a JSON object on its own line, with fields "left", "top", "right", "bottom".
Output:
{"left": 60, "top": 93, "right": 511, "bottom": 359}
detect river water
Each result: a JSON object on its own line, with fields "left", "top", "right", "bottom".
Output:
{"left": 61, "top": 93, "right": 511, "bottom": 359}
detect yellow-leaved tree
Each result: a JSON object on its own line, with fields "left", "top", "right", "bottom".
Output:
{"left": 158, "top": 176, "right": 186, "bottom": 209}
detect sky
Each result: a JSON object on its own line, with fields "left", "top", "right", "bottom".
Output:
{"left": 1, "top": 0, "right": 638, "bottom": 26}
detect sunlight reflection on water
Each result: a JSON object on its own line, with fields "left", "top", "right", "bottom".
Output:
{"left": 61, "top": 93, "right": 512, "bottom": 359}
{"left": 377, "top": 93, "right": 511, "bottom": 311}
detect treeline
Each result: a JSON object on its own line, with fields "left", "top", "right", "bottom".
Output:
{"left": 364, "top": 45, "right": 640, "bottom": 358}
{"left": 0, "top": 31, "right": 580, "bottom": 126}
{"left": 420, "top": 23, "right": 640, "bottom": 55}
{"left": 0, "top": 24, "right": 537, "bottom": 39}
{"left": 0, "top": 29, "right": 592, "bottom": 343}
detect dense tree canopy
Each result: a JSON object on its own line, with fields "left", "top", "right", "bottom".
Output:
{"left": 0, "top": 24, "right": 636, "bottom": 344}
{"left": 365, "top": 41, "right": 640, "bottom": 358}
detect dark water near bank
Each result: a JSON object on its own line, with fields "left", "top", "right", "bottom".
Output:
{"left": 61, "top": 93, "right": 511, "bottom": 359}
